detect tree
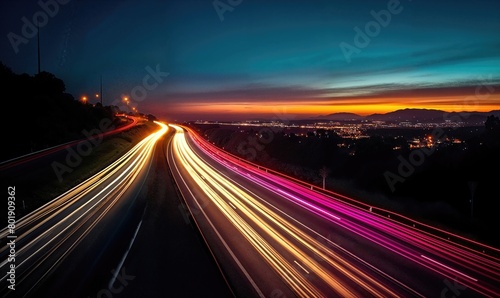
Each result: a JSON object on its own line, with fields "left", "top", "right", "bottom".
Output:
{"left": 484, "top": 115, "right": 500, "bottom": 147}
{"left": 319, "top": 165, "right": 330, "bottom": 190}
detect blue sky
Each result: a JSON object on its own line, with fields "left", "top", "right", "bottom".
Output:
{"left": 1, "top": 0, "right": 499, "bottom": 121}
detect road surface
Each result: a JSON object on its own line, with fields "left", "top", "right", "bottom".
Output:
{"left": 167, "top": 124, "right": 500, "bottom": 297}
{"left": 1, "top": 120, "right": 235, "bottom": 297}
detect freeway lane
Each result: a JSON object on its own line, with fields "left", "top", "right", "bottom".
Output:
{"left": 109, "top": 126, "right": 234, "bottom": 297}
{"left": 187, "top": 130, "right": 500, "bottom": 297}
{"left": 0, "top": 121, "right": 168, "bottom": 297}
{"left": 168, "top": 125, "right": 295, "bottom": 298}
{"left": 168, "top": 124, "right": 500, "bottom": 297}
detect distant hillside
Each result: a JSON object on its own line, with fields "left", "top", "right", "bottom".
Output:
{"left": 313, "top": 108, "right": 500, "bottom": 123}
{"left": 367, "top": 108, "right": 445, "bottom": 122}
{"left": 0, "top": 62, "right": 120, "bottom": 162}
{"left": 316, "top": 112, "right": 364, "bottom": 121}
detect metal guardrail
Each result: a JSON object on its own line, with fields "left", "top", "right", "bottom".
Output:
{"left": 184, "top": 125, "right": 500, "bottom": 259}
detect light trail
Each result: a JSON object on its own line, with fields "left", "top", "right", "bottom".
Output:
{"left": 171, "top": 124, "right": 500, "bottom": 298}
{"left": 0, "top": 121, "right": 168, "bottom": 296}
{"left": 169, "top": 125, "right": 410, "bottom": 297}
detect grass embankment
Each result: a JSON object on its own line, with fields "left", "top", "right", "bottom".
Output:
{"left": 19, "top": 120, "right": 160, "bottom": 219}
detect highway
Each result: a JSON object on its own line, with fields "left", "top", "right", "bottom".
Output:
{"left": 167, "top": 124, "right": 500, "bottom": 297}
{"left": 0, "top": 121, "right": 168, "bottom": 297}
{"left": 0, "top": 114, "right": 139, "bottom": 172}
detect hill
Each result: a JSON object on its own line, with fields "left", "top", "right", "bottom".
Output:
{"left": 312, "top": 108, "right": 500, "bottom": 124}
{"left": 316, "top": 112, "right": 364, "bottom": 121}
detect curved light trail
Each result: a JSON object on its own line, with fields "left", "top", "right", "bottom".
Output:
{"left": 0, "top": 121, "right": 168, "bottom": 297}
{"left": 168, "top": 124, "right": 500, "bottom": 298}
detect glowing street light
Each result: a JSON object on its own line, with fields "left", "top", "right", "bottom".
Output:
{"left": 122, "top": 96, "right": 130, "bottom": 112}
{"left": 81, "top": 96, "right": 87, "bottom": 104}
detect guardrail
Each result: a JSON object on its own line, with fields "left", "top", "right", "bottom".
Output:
{"left": 183, "top": 125, "right": 500, "bottom": 259}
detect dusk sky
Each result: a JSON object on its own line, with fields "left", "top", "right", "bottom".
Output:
{"left": 1, "top": 0, "right": 499, "bottom": 121}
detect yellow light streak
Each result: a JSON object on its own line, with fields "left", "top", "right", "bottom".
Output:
{"left": 170, "top": 125, "right": 400, "bottom": 297}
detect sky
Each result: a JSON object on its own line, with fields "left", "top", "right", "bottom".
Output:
{"left": 1, "top": 0, "right": 499, "bottom": 121}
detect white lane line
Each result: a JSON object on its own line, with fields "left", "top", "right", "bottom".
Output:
{"left": 168, "top": 138, "right": 265, "bottom": 298}
{"left": 109, "top": 220, "right": 143, "bottom": 289}
{"left": 182, "top": 129, "right": 424, "bottom": 298}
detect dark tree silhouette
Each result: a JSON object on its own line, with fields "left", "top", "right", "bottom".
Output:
{"left": 0, "top": 61, "right": 118, "bottom": 162}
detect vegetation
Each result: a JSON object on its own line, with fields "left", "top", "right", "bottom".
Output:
{"left": 27, "top": 121, "right": 158, "bottom": 217}
{"left": 0, "top": 62, "right": 120, "bottom": 162}
{"left": 189, "top": 119, "right": 500, "bottom": 247}
{"left": 0, "top": 61, "right": 160, "bottom": 222}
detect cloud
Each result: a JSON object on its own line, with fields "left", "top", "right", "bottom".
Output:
{"left": 157, "top": 80, "right": 500, "bottom": 106}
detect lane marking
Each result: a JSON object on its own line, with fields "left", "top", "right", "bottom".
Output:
{"left": 109, "top": 220, "right": 143, "bottom": 289}
{"left": 168, "top": 138, "right": 265, "bottom": 298}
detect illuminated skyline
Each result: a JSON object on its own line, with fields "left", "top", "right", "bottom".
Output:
{"left": 1, "top": 0, "right": 499, "bottom": 121}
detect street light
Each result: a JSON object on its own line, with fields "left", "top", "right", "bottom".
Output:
{"left": 122, "top": 96, "right": 130, "bottom": 113}
{"left": 82, "top": 96, "right": 87, "bottom": 104}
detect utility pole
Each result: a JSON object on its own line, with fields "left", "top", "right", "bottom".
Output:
{"left": 37, "top": 22, "right": 41, "bottom": 74}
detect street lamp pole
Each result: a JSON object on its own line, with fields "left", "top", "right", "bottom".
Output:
{"left": 100, "top": 75, "right": 103, "bottom": 105}
{"left": 123, "top": 97, "right": 129, "bottom": 112}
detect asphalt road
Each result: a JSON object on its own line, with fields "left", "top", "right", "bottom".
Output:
{"left": 1, "top": 122, "right": 233, "bottom": 298}
{"left": 2, "top": 119, "right": 498, "bottom": 297}
{"left": 112, "top": 126, "right": 234, "bottom": 298}
{"left": 167, "top": 124, "right": 500, "bottom": 297}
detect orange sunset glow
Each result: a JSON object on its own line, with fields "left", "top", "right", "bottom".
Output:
{"left": 161, "top": 91, "right": 500, "bottom": 120}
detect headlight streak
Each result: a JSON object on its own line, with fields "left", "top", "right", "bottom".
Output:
{"left": 237, "top": 169, "right": 500, "bottom": 294}
{"left": 196, "top": 160, "right": 425, "bottom": 297}
{"left": 167, "top": 132, "right": 266, "bottom": 298}
{"left": 0, "top": 122, "right": 168, "bottom": 293}
{"left": 170, "top": 127, "right": 324, "bottom": 297}
{"left": 170, "top": 125, "right": 403, "bottom": 297}
{"left": 184, "top": 126, "right": 500, "bottom": 298}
